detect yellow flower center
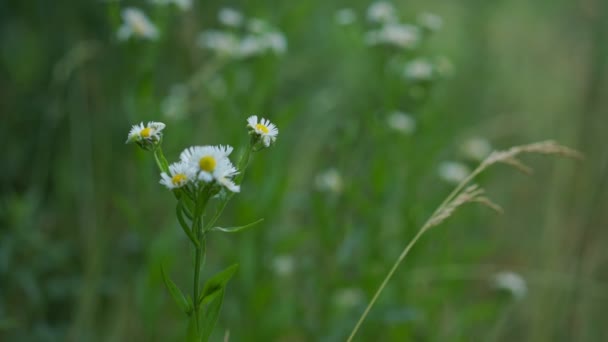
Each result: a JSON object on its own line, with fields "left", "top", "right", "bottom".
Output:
{"left": 132, "top": 18, "right": 148, "bottom": 36}
{"left": 199, "top": 156, "right": 216, "bottom": 172}
{"left": 171, "top": 174, "right": 187, "bottom": 185}
{"left": 255, "top": 123, "right": 269, "bottom": 134}
{"left": 140, "top": 127, "right": 152, "bottom": 138}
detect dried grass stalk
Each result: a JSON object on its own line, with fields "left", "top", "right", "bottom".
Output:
{"left": 347, "top": 140, "right": 582, "bottom": 342}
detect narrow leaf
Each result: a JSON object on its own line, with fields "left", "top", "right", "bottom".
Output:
{"left": 201, "top": 289, "right": 225, "bottom": 342}
{"left": 198, "top": 264, "right": 238, "bottom": 306}
{"left": 161, "top": 265, "right": 191, "bottom": 314}
{"left": 209, "top": 218, "right": 264, "bottom": 234}
{"left": 177, "top": 200, "right": 199, "bottom": 247}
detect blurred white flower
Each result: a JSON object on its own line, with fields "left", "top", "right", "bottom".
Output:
{"left": 417, "top": 12, "right": 443, "bottom": 32}
{"left": 160, "top": 161, "right": 196, "bottom": 190}
{"left": 404, "top": 58, "right": 434, "bottom": 80}
{"left": 438, "top": 161, "right": 470, "bottom": 184}
{"left": 335, "top": 8, "right": 357, "bottom": 26}
{"left": 117, "top": 8, "right": 159, "bottom": 41}
{"left": 149, "top": 0, "right": 192, "bottom": 11}
{"left": 198, "top": 30, "right": 240, "bottom": 57}
{"left": 333, "top": 288, "right": 364, "bottom": 309}
{"left": 493, "top": 271, "right": 527, "bottom": 300}
{"left": 386, "top": 111, "right": 416, "bottom": 134}
{"left": 239, "top": 35, "right": 265, "bottom": 58}
{"left": 218, "top": 7, "right": 243, "bottom": 27}
{"left": 200, "top": 14, "right": 287, "bottom": 59}
{"left": 264, "top": 31, "right": 287, "bottom": 55}
{"left": 315, "top": 168, "right": 343, "bottom": 194}
{"left": 461, "top": 137, "right": 492, "bottom": 161}
{"left": 365, "top": 23, "right": 420, "bottom": 49}
{"left": 367, "top": 1, "right": 397, "bottom": 23}
{"left": 126, "top": 121, "right": 165, "bottom": 143}
{"left": 247, "top": 115, "right": 279, "bottom": 147}
{"left": 272, "top": 255, "right": 295, "bottom": 277}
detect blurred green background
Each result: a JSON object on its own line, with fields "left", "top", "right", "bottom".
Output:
{"left": 1, "top": 0, "right": 607, "bottom": 341}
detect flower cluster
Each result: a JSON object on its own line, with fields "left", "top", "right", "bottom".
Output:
{"left": 198, "top": 8, "right": 287, "bottom": 59}
{"left": 169, "top": 145, "right": 240, "bottom": 192}
{"left": 127, "top": 116, "right": 278, "bottom": 193}
{"left": 364, "top": 2, "right": 420, "bottom": 49}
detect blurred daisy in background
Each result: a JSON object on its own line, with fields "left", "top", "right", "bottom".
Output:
{"left": 149, "top": 0, "right": 192, "bottom": 11}
{"left": 386, "top": 111, "right": 416, "bottom": 135}
{"left": 218, "top": 7, "right": 244, "bottom": 27}
{"left": 417, "top": 12, "right": 443, "bottom": 32}
{"left": 367, "top": 1, "right": 397, "bottom": 23}
{"left": 438, "top": 161, "right": 471, "bottom": 184}
{"left": 315, "top": 168, "right": 343, "bottom": 194}
{"left": 117, "top": 8, "right": 159, "bottom": 41}
{"left": 404, "top": 58, "right": 434, "bottom": 81}
{"left": 461, "top": 137, "right": 492, "bottom": 161}
{"left": 271, "top": 255, "right": 295, "bottom": 277}
{"left": 365, "top": 23, "right": 420, "bottom": 49}
{"left": 492, "top": 271, "right": 528, "bottom": 300}
{"left": 335, "top": 8, "right": 357, "bottom": 26}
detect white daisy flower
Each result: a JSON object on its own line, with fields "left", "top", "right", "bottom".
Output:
{"left": 404, "top": 58, "right": 434, "bottom": 80}
{"left": 218, "top": 7, "right": 244, "bottom": 27}
{"left": 126, "top": 121, "right": 166, "bottom": 143}
{"left": 461, "top": 137, "right": 492, "bottom": 161}
{"left": 238, "top": 35, "right": 265, "bottom": 58}
{"left": 271, "top": 254, "right": 295, "bottom": 277}
{"left": 365, "top": 23, "right": 420, "bottom": 49}
{"left": 417, "top": 12, "right": 443, "bottom": 32}
{"left": 492, "top": 271, "right": 527, "bottom": 300}
{"left": 264, "top": 31, "right": 287, "bottom": 55}
{"left": 247, "top": 115, "right": 279, "bottom": 147}
{"left": 367, "top": 1, "right": 397, "bottom": 23}
{"left": 159, "top": 161, "right": 196, "bottom": 190}
{"left": 315, "top": 168, "right": 343, "bottom": 194}
{"left": 386, "top": 111, "right": 416, "bottom": 134}
{"left": 335, "top": 8, "right": 357, "bottom": 26}
{"left": 198, "top": 30, "right": 241, "bottom": 57}
{"left": 149, "top": 0, "right": 192, "bottom": 11}
{"left": 180, "top": 145, "right": 240, "bottom": 192}
{"left": 333, "top": 288, "right": 365, "bottom": 309}
{"left": 438, "top": 161, "right": 470, "bottom": 184}
{"left": 117, "top": 8, "right": 159, "bottom": 41}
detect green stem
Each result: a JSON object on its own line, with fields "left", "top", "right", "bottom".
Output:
{"left": 192, "top": 188, "right": 211, "bottom": 332}
{"left": 153, "top": 146, "right": 170, "bottom": 173}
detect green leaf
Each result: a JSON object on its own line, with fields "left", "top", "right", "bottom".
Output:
{"left": 198, "top": 264, "right": 238, "bottom": 306}
{"left": 209, "top": 218, "right": 264, "bottom": 233}
{"left": 176, "top": 200, "right": 199, "bottom": 247}
{"left": 201, "top": 289, "right": 225, "bottom": 342}
{"left": 161, "top": 265, "right": 191, "bottom": 314}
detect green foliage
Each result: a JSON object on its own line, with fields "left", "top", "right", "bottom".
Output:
{"left": 1, "top": 0, "right": 607, "bottom": 341}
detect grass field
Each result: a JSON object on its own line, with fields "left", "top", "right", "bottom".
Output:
{"left": 1, "top": 0, "right": 607, "bottom": 341}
